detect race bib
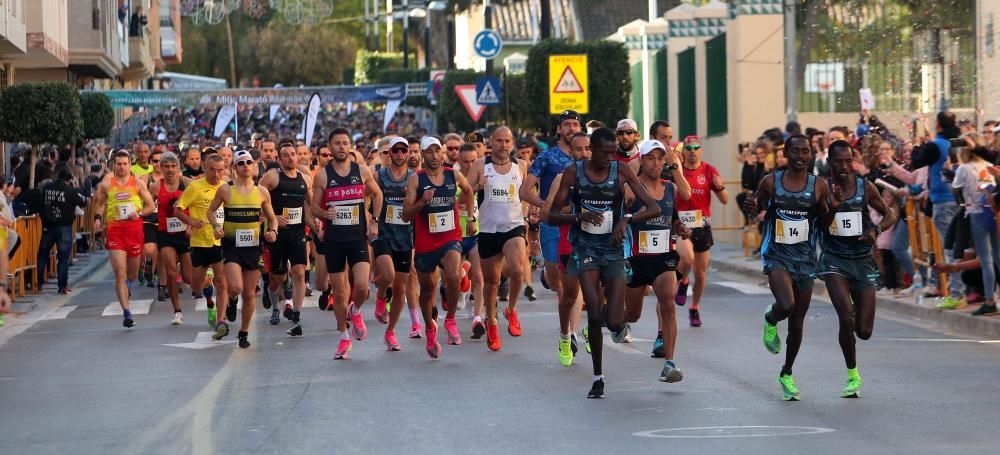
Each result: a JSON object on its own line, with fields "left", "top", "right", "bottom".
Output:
{"left": 332, "top": 206, "right": 360, "bottom": 226}
{"left": 166, "top": 217, "right": 185, "bottom": 233}
{"left": 386, "top": 204, "right": 408, "bottom": 225}
{"left": 152, "top": 200, "right": 158, "bottom": 213}
{"left": 214, "top": 207, "right": 225, "bottom": 225}
{"left": 829, "top": 211, "right": 862, "bottom": 236}
{"left": 581, "top": 209, "right": 613, "bottom": 235}
{"left": 235, "top": 229, "right": 258, "bottom": 247}
{"left": 638, "top": 229, "right": 670, "bottom": 254}
{"left": 678, "top": 210, "right": 704, "bottom": 228}
{"left": 775, "top": 219, "right": 809, "bottom": 245}
{"left": 487, "top": 183, "right": 516, "bottom": 203}
{"left": 116, "top": 203, "right": 136, "bottom": 221}
{"left": 429, "top": 211, "right": 455, "bottom": 233}
{"left": 284, "top": 207, "right": 303, "bottom": 225}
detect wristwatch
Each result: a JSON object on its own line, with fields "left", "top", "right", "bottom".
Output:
{"left": 666, "top": 164, "right": 679, "bottom": 171}
{"left": 624, "top": 213, "right": 634, "bottom": 224}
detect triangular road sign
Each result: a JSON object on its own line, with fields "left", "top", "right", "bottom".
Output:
{"left": 554, "top": 66, "right": 584, "bottom": 93}
{"left": 455, "top": 85, "right": 486, "bottom": 122}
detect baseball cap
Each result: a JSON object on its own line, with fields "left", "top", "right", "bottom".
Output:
{"left": 639, "top": 140, "right": 667, "bottom": 157}
{"left": 684, "top": 135, "right": 702, "bottom": 147}
{"left": 516, "top": 137, "right": 536, "bottom": 149}
{"left": 557, "top": 110, "right": 581, "bottom": 125}
{"left": 233, "top": 150, "right": 253, "bottom": 163}
{"left": 465, "top": 132, "right": 485, "bottom": 144}
{"left": 389, "top": 137, "right": 409, "bottom": 149}
{"left": 616, "top": 119, "right": 638, "bottom": 132}
{"left": 420, "top": 136, "right": 443, "bottom": 151}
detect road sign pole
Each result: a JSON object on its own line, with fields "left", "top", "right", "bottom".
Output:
{"left": 484, "top": 0, "right": 493, "bottom": 127}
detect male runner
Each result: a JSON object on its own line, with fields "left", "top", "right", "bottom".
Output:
{"left": 175, "top": 154, "right": 229, "bottom": 331}
{"left": 743, "top": 134, "right": 831, "bottom": 401}
{"left": 614, "top": 119, "right": 641, "bottom": 164}
{"left": 208, "top": 150, "right": 280, "bottom": 349}
{"left": 623, "top": 140, "right": 690, "bottom": 382}
{"left": 371, "top": 137, "right": 422, "bottom": 350}
{"left": 464, "top": 126, "right": 529, "bottom": 351}
{"left": 674, "top": 136, "right": 728, "bottom": 327}
{"left": 312, "top": 143, "right": 333, "bottom": 309}
{"left": 258, "top": 140, "right": 314, "bottom": 336}
{"left": 548, "top": 128, "right": 661, "bottom": 398}
{"left": 140, "top": 148, "right": 165, "bottom": 299}
{"left": 130, "top": 142, "right": 155, "bottom": 178}
{"left": 443, "top": 133, "right": 464, "bottom": 165}
{"left": 818, "top": 140, "right": 894, "bottom": 398}
{"left": 402, "top": 136, "right": 476, "bottom": 358}
{"left": 148, "top": 152, "right": 193, "bottom": 325}
{"left": 311, "top": 128, "right": 382, "bottom": 359}
{"left": 456, "top": 143, "right": 485, "bottom": 337}
{"left": 182, "top": 146, "right": 203, "bottom": 178}
{"left": 93, "top": 150, "right": 156, "bottom": 328}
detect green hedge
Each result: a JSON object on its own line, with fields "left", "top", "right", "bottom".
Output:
{"left": 525, "top": 39, "right": 630, "bottom": 130}
{"left": 80, "top": 92, "right": 114, "bottom": 140}
{"left": 354, "top": 50, "right": 416, "bottom": 85}
{"left": 0, "top": 82, "right": 82, "bottom": 146}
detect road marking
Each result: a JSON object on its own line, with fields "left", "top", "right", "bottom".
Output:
{"left": 44, "top": 305, "right": 77, "bottom": 320}
{"left": 878, "top": 337, "right": 1000, "bottom": 344}
{"left": 164, "top": 331, "right": 237, "bottom": 350}
{"left": 102, "top": 299, "right": 153, "bottom": 316}
{"left": 713, "top": 281, "right": 772, "bottom": 295}
{"left": 633, "top": 426, "right": 836, "bottom": 439}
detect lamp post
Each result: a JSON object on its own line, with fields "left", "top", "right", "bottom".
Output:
{"left": 409, "top": 1, "right": 448, "bottom": 69}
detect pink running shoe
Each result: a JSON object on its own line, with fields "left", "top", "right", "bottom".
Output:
{"left": 384, "top": 330, "right": 401, "bottom": 351}
{"left": 350, "top": 304, "right": 367, "bottom": 340}
{"left": 374, "top": 297, "right": 389, "bottom": 324}
{"left": 334, "top": 338, "right": 352, "bottom": 359}
{"left": 425, "top": 321, "right": 441, "bottom": 358}
{"left": 445, "top": 318, "right": 462, "bottom": 345}
{"left": 409, "top": 323, "right": 423, "bottom": 339}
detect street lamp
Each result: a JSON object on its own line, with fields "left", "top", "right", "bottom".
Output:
{"left": 409, "top": 1, "right": 447, "bottom": 69}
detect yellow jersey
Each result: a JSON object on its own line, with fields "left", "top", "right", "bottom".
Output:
{"left": 105, "top": 176, "right": 143, "bottom": 226}
{"left": 131, "top": 163, "right": 154, "bottom": 178}
{"left": 223, "top": 183, "right": 263, "bottom": 245}
{"left": 176, "top": 178, "right": 224, "bottom": 248}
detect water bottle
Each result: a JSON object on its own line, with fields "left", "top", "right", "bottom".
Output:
{"left": 912, "top": 273, "right": 923, "bottom": 289}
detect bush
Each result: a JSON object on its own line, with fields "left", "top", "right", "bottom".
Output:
{"left": 502, "top": 72, "right": 533, "bottom": 131}
{"left": 354, "top": 50, "right": 416, "bottom": 85}
{"left": 525, "top": 39, "right": 630, "bottom": 131}
{"left": 80, "top": 92, "right": 114, "bottom": 140}
{"left": 0, "top": 82, "right": 83, "bottom": 146}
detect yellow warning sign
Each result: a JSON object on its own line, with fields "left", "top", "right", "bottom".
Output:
{"left": 549, "top": 54, "right": 588, "bottom": 114}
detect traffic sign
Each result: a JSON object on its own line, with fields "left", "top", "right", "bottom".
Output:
{"left": 548, "top": 54, "right": 589, "bottom": 114}
{"left": 427, "top": 69, "right": 446, "bottom": 105}
{"left": 474, "top": 29, "right": 503, "bottom": 60}
{"left": 455, "top": 85, "right": 486, "bottom": 122}
{"left": 475, "top": 76, "right": 501, "bottom": 106}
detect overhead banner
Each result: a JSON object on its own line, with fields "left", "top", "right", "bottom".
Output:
{"left": 213, "top": 104, "right": 237, "bottom": 138}
{"left": 91, "top": 84, "right": 407, "bottom": 108}
{"left": 302, "top": 93, "right": 321, "bottom": 147}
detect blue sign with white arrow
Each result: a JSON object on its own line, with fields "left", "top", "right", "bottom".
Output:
{"left": 476, "top": 77, "right": 502, "bottom": 106}
{"left": 474, "top": 29, "right": 503, "bottom": 60}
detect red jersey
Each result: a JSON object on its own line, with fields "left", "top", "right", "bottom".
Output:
{"left": 156, "top": 180, "right": 188, "bottom": 233}
{"left": 676, "top": 162, "right": 720, "bottom": 227}
{"left": 414, "top": 168, "right": 462, "bottom": 253}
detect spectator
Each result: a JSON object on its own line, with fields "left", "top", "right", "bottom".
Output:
{"left": 738, "top": 141, "right": 767, "bottom": 225}
{"left": 38, "top": 169, "right": 87, "bottom": 294}
{"left": 952, "top": 145, "right": 999, "bottom": 315}
{"left": 129, "top": 6, "right": 148, "bottom": 37}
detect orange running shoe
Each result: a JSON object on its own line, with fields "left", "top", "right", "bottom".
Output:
{"left": 486, "top": 322, "right": 502, "bottom": 351}
{"left": 504, "top": 307, "right": 522, "bottom": 337}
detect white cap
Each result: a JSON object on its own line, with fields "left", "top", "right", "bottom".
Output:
{"left": 616, "top": 119, "right": 638, "bottom": 132}
{"left": 639, "top": 139, "right": 667, "bottom": 157}
{"left": 353, "top": 133, "right": 364, "bottom": 142}
{"left": 420, "top": 136, "right": 442, "bottom": 151}
{"left": 224, "top": 137, "right": 235, "bottom": 147}
{"left": 157, "top": 132, "right": 167, "bottom": 141}
{"left": 233, "top": 150, "right": 253, "bottom": 163}
{"left": 389, "top": 137, "right": 409, "bottom": 149}
{"left": 992, "top": 124, "right": 1000, "bottom": 133}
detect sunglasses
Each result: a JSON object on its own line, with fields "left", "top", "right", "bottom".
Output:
{"left": 617, "top": 130, "right": 637, "bottom": 136}
{"left": 390, "top": 148, "right": 409, "bottom": 155}
{"left": 235, "top": 160, "right": 254, "bottom": 167}
{"left": 151, "top": 159, "right": 161, "bottom": 164}
{"left": 319, "top": 153, "right": 332, "bottom": 158}
{"left": 447, "top": 146, "right": 461, "bottom": 151}
{"left": 684, "top": 145, "right": 702, "bottom": 151}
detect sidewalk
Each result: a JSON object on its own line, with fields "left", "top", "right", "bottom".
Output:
{"left": 710, "top": 242, "right": 1000, "bottom": 339}
{"left": 8, "top": 249, "right": 109, "bottom": 314}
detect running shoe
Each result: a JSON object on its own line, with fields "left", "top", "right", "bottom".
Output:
{"left": 675, "top": 277, "right": 689, "bottom": 306}
{"left": 425, "top": 321, "right": 441, "bottom": 358}
{"left": 269, "top": 308, "right": 280, "bottom": 325}
{"left": 651, "top": 335, "right": 665, "bottom": 358}
{"left": 659, "top": 361, "right": 683, "bottom": 383}
{"left": 498, "top": 278, "right": 509, "bottom": 302}
{"left": 318, "top": 289, "right": 331, "bottom": 311}
{"left": 444, "top": 318, "right": 462, "bottom": 345}
{"left": 611, "top": 323, "right": 630, "bottom": 344}
{"left": 305, "top": 286, "right": 313, "bottom": 297}
{"left": 971, "top": 303, "right": 998, "bottom": 316}
{"left": 763, "top": 305, "right": 781, "bottom": 354}
{"left": 935, "top": 296, "right": 967, "bottom": 310}
{"left": 206, "top": 306, "right": 217, "bottom": 329}
{"left": 334, "top": 338, "right": 352, "bottom": 359}
{"left": 238, "top": 333, "right": 251, "bottom": 349}
{"left": 350, "top": 304, "right": 367, "bottom": 340}
{"left": 778, "top": 374, "right": 800, "bottom": 401}
{"left": 374, "top": 296, "right": 389, "bottom": 324}
{"left": 504, "top": 307, "right": 522, "bottom": 337}
{"left": 587, "top": 379, "right": 605, "bottom": 399}
{"left": 0, "top": 313, "right": 4, "bottom": 327}
{"left": 123, "top": 317, "right": 135, "bottom": 328}
{"left": 460, "top": 262, "right": 472, "bottom": 293}
{"left": 689, "top": 309, "right": 702, "bottom": 327}
{"left": 283, "top": 303, "right": 293, "bottom": 321}
{"left": 170, "top": 312, "right": 184, "bottom": 326}
{"left": 486, "top": 322, "right": 502, "bottom": 351}
{"left": 409, "top": 323, "right": 423, "bottom": 339}
{"left": 967, "top": 292, "right": 985, "bottom": 304}
{"left": 471, "top": 319, "right": 486, "bottom": 339}
{"left": 524, "top": 284, "right": 537, "bottom": 302}
{"left": 212, "top": 322, "right": 229, "bottom": 340}
{"left": 286, "top": 323, "right": 303, "bottom": 337}
{"left": 583, "top": 326, "right": 591, "bottom": 353}
{"left": 558, "top": 337, "right": 573, "bottom": 366}
{"left": 570, "top": 332, "right": 579, "bottom": 356}
{"left": 226, "top": 298, "right": 238, "bottom": 323}
{"left": 384, "top": 330, "right": 401, "bottom": 351}
{"left": 157, "top": 286, "right": 168, "bottom": 302}
{"left": 58, "top": 287, "right": 72, "bottom": 295}
{"left": 841, "top": 371, "right": 862, "bottom": 398}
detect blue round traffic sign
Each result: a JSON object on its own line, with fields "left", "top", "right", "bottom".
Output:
{"left": 474, "top": 29, "right": 503, "bottom": 60}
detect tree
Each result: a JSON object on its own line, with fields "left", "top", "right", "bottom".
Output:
{"left": 0, "top": 82, "right": 83, "bottom": 188}
{"left": 79, "top": 93, "right": 114, "bottom": 140}
{"left": 239, "top": 24, "right": 357, "bottom": 86}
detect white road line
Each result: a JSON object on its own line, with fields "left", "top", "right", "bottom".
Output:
{"left": 102, "top": 299, "right": 153, "bottom": 316}
{"left": 713, "top": 281, "right": 772, "bottom": 295}
{"left": 44, "top": 306, "right": 77, "bottom": 320}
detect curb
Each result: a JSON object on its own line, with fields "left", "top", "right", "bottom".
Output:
{"left": 712, "top": 244, "right": 1000, "bottom": 340}
{"left": 8, "top": 250, "right": 109, "bottom": 314}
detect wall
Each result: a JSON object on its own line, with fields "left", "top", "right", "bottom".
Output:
{"left": 979, "top": 0, "right": 1000, "bottom": 121}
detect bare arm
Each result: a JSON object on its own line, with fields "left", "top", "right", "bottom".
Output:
{"left": 546, "top": 165, "right": 577, "bottom": 226}
{"left": 539, "top": 174, "right": 563, "bottom": 222}
{"left": 862, "top": 181, "right": 896, "bottom": 244}
{"left": 260, "top": 187, "right": 279, "bottom": 236}
{"left": 93, "top": 181, "right": 108, "bottom": 231}
{"left": 136, "top": 179, "right": 156, "bottom": 218}
{"left": 401, "top": 173, "right": 423, "bottom": 223}
{"left": 362, "top": 165, "right": 383, "bottom": 224}
{"left": 455, "top": 170, "right": 476, "bottom": 218}
{"left": 310, "top": 169, "right": 328, "bottom": 221}
{"left": 207, "top": 184, "right": 230, "bottom": 232}
{"left": 519, "top": 172, "right": 546, "bottom": 208}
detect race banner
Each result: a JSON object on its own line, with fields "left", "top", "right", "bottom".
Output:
{"left": 213, "top": 104, "right": 237, "bottom": 138}
{"left": 92, "top": 84, "right": 407, "bottom": 108}
{"left": 302, "top": 93, "right": 321, "bottom": 147}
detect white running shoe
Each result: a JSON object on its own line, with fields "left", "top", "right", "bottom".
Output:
{"left": 170, "top": 312, "right": 184, "bottom": 325}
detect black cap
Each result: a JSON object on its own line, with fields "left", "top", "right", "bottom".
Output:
{"left": 557, "top": 110, "right": 581, "bottom": 125}
{"left": 465, "top": 132, "right": 485, "bottom": 144}
{"left": 516, "top": 137, "right": 536, "bottom": 149}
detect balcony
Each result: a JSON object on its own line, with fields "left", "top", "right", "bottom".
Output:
{"left": 121, "top": 34, "right": 153, "bottom": 81}
{"left": 0, "top": 0, "right": 27, "bottom": 55}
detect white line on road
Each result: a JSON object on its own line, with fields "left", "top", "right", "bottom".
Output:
{"left": 102, "top": 299, "right": 153, "bottom": 316}
{"left": 713, "top": 281, "right": 772, "bottom": 295}
{"left": 44, "top": 306, "right": 77, "bottom": 320}
{"left": 633, "top": 426, "right": 836, "bottom": 439}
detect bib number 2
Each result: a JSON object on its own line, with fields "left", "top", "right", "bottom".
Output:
{"left": 429, "top": 211, "right": 455, "bottom": 233}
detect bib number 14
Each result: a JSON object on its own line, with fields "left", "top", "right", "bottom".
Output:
{"left": 775, "top": 219, "right": 809, "bottom": 245}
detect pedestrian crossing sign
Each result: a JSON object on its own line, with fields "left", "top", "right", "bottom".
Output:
{"left": 549, "top": 54, "right": 588, "bottom": 114}
{"left": 476, "top": 76, "right": 502, "bottom": 106}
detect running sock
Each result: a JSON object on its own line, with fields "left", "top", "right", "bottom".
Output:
{"left": 292, "top": 310, "right": 301, "bottom": 323}
{"left": 560, "top": 333, "right": 570, "bottom": 341}
{"left": 847, "top": 367, "right": 860, "bottom": 379}
{"left": 657, "top": 330, "right": 663, "bottom": 338}
{"left": 665, "top": 360, "right": 675, "bottom": 368}
{"left": 351, "top": 304, "right": 361, "bottom": 316}
{"left": 305, "top": 269, "right": 311, "bottom": 284}
{"left": 204, "top": 284, "right": 214, "bottom": 299}
{"left": 592, "top": 375, "right": 604, "bottom": 382}
{"left": 409, "top": 307, "right": 421, "bottom": 324}
{"left": 123, "top": 309, "right": 132, "bottom": 319}
{"left": 474, "top": 315, "right": 482, "bottom": 323}
{"left": 238, "top": 331, "right": 248, "bottom": 338}
{"left": 339, "top": 331, "right": 350, "bottom": 341}
{"left": 268, "top": 289, "right": 282, "bottom": 309}
{"left": 229, "top": 296, "right": 239, "bottom": 306}
{"left": 174, "top": 310, "right": 182, "bottom": 314}
{"left": 764, "top": 310, "right": 778, "bottom": 326}
{"left": 125, "top": 279, "right": 133, "bottom": 291}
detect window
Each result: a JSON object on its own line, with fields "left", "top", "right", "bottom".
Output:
{"left": 987, "top": 14, "right": 994, "bottom": 58}
{"left": 93, "top": 0, "right": 101, "bottom": 30}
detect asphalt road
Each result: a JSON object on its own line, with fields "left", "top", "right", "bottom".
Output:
{"left": 1, "top": 263, "right": 998, "bottom": 454}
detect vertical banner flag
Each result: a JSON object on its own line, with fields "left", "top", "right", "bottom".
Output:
{"left": 383, "top": 99, "right": 402, "bottom": 132}
{"left": 213, "top": 104, "right": 237, "bottom": 138}
{"left": 346, "top": 102, "right": 354, "bottom": 116}
{"left": 270, "top": 84, "right": 283, "bottom": 121}
{"left": 302, "top": 93, "right": 322, "bottom": 147}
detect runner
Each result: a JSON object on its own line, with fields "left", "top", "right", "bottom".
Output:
{"left": 444, "top": 133, "right": 464, "bottom": 165}
{"left": 139, "top": 148, "right": 165, "bottom": 300}
{"left": 614, "top": 119, "right": 641, "bottom": 164}
{"left": 623, "top": 140, "right": 691, "bottom": 382}
{"left": 312, "top": 144, "right": 333, "bottom": 310}
{"left": 207, "top": 150, "right": 280, "bottom": 349}
{"left": 742, "top": 134, "right": 831, "bottom": 401}
{"left": 182, "top": 146, "right": 203, "bottom": 178}
{"left": 130, "top": 142, "right": 155, "bottom": 178}
{"left": 175, "top": 154, "right": 229, "bottom": 332}
{"left": 93, "top": 150, "right": 157, "bottom": 328}
{"left": 818, "top": 140, "right": 894, "bottom": 398}
{"left": 149, "top": 152, "right": 193, "bottom": 325}
{"left": 455, "top": 143, "right": 485, "bottom": 337}
{"left": 674, "top": 136, "right": 728, "bottom": 327}
{"left": 402, "top": 136, "right": 476, "bottom": 359}
{"left": 547, "top": 128, "right": 662, "bottom": 398}
{"left": 258, "top": 139, "right": 314, "bottom": 336}
{"left": 371, "top": 137, "right": 423, "bottom": 350}
{"left": 311, "top": 128, "right": 383, "bottom": 360}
